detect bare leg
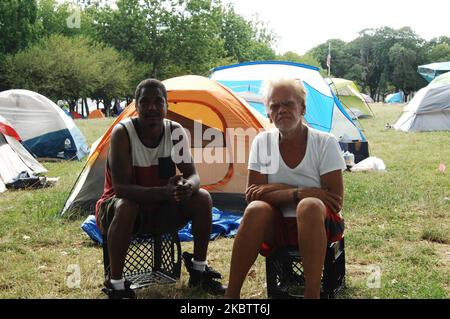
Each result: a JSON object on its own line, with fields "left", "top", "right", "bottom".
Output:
{"left": 182, "top": 189, "right": 212, "bottom": 262}
{"left": 107, "top": 199, "right": 139, "bottom": 280}
{"left": 225, "top": 201, "right": 276, "bottom": 298}
{"left": 296, "top": 198, "right": 327, "bottom": 299}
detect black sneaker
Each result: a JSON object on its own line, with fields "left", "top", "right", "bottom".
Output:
{"left": 182, "top": 252, "right": 227, "bottom": 296}
{"left": 102, "top": 279, "right": 136, "bottom": 299}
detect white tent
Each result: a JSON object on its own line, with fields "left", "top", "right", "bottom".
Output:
{"left": 0, "top": 116, "right": 47, "bottom": 193}
{"left": 0, "top": 89, "right": 89, "bottom": 159}
{"left": 394, "top": 73, "right": 450, "bottom": 132}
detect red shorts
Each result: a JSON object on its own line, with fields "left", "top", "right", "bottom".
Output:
{"left": 260, "top": 207, "right": 345, "bottom": 257}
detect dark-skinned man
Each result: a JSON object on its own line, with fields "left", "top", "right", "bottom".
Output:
{"left": 96, "top": 79, "right": 226, "bottom": 299}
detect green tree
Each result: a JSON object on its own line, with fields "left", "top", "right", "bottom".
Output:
{"left": 389, "top": 43, "right": 425, "bottom": 100}
{"left": 309, "top": 39, "right": 350, "bottom": 78}
{"left": 4, "top": 35, "right": 97, "bottom": 105}
{"left": 341, "top": 27, "right": 426, "bottom": 99}
{"left": 276, "top": 51, "right": 322, "bottom": 71}
{"left": 216, "top": 5, "right": 275, "bottom": 62}
{"left": 427, "top": 43, "right": 450, "bottom": 62}
{"left": 3, "top": 35, "right": 143, "bottom": 116}
{"left": 93, "top": 0, "right": 177, "bottom": 78}
{"left": 34, "top": 0, "right": 98, "bottom": 39}
{"left": 89, "top": 44, "right": 148, "bottom": 116}
{"left": 346, "top": 30, "right": 380, "bottom": 97}
{"left": 162, "top": 0, "right": 225, "bottom": 77}
{"left": 427, "top": 36, "right": 450, "bottom": 48}
{"left": 0, "top": 0, "right": 39, "bottom": 90}
{"left": 0, "top": 0, "right": 38, "bottom": 54}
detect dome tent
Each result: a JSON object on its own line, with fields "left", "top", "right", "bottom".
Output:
{"left": 325, "top": 77, "right": 373, "bottom": 118}
{"left": 0, "top": 89, "right": 89, "bottom": 160}
{"left": 394, "top": 72, "right": 450, "bottom": 132}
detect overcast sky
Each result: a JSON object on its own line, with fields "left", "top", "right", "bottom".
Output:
{"left": 224, "top": 0, "right": 450, "bottom": 55}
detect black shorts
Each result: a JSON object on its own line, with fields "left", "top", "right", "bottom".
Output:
{"left": 97, "top": 196, "right": 189, "bottom": 236}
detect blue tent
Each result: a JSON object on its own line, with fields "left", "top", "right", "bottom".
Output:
{"left": 211, "top": 61, "right": 366, "bottom": 142}
{"left": 385, "top": 91, "right": 404, "bottom": 104}
{"left": 417, "top": 61, "right": 450, "bottom": 83}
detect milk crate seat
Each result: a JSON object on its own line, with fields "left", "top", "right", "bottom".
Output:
{"left": 102, "top": 231, "right": 182, "bottom": 290}
{"left": 265, "top": 238, "right": 345, "bottom": 299}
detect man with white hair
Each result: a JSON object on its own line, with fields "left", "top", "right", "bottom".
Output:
{"left": 225, "top": 78, "right": 346, "bottom": 299}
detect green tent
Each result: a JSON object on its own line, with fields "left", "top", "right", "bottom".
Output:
{"left": 326, "top": 78, "right": 374, "bottom": 118}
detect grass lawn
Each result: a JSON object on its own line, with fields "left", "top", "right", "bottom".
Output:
{"left": 0, "top": 105, "right": 448, "bottom": 299}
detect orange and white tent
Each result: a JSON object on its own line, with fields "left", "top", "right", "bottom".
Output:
{"left": 88, "top": 109, "right": 105, "bottom": 119}
{"left": 61, "top": 75, "right": 271, "bottom": 215}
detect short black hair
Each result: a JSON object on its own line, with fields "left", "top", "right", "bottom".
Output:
{"left": 135, "top": 78, "right": 167, "bottom": 102}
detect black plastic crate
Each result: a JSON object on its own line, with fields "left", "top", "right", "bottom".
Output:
{"left": 265, "top": 238, "right": 345, "bottom": 299}
{"left": 103, "top": 232, "right": 181, "bottom": 289}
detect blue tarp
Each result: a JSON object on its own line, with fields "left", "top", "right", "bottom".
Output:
{"left": 81, "top": 207, "right": 242, "bottom": 245}
{"left": 178, "top": 207, "right": 242, "bottom": 241}
{"left": 81, "top": 215, "right": 103, "bottom": 245}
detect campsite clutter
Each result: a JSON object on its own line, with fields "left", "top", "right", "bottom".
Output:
{"left": 0, "top": 89, "right": 89, "bottom": 160}
{"left": 350, "top": 157, "right": 387, "bottom": 173}
{"left": 0, "top": 115, "right": 47, "bottom": 192}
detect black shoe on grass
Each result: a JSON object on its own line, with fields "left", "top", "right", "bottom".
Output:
{"left": 182, "top": 252, "right": 227, "bottom": 296}
{"left": 102, "top": 279, "right": 136, "bottom": 299}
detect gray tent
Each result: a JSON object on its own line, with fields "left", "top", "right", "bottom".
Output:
{"left": 394, "top": 72, "right": 450, "bottom": 132}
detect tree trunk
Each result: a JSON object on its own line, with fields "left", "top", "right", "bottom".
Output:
{"left": 112, "top": 98, "right": 119, "bottom": 115}
{"left": 104, "top": 98, "right": 112, "bottom": 117}
{"left": 84, "top": 98, "right": 90, "bottom": 117}
{"left": 69, "top": 100, "right": 76, "bottom": 113}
